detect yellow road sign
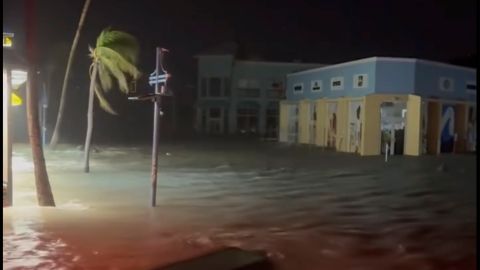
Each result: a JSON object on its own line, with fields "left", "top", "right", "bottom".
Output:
{"left": 11, "top": 92, "right": 22, "bottom": 106}
{"left": 3, "top": 33, "right": 14, "bottom": 48}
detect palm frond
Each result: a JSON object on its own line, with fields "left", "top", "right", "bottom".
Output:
{"left": 97, "top": 62, "right": 113, "bottom": 92}
{"left": 94, "top": 82, "right": 117, "bottom": 115}
{"left": 96, "top": 28, "right": 139, "bottom": 63}
{"left": 98, "top": 52, "right": 130, "bottom": 93}
{"left": 96, "top": 46, "right": 141, "bottom": 93}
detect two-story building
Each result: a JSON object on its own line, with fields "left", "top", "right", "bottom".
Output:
{"left": 194, "top": 43, "right": 324, "bottom": 137}
{"left": 279, "top": 57, "right": 476, "bottom": 156}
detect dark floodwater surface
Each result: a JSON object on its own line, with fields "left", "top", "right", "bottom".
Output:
{"left": 3, "top": 142, "right": 476, "bottom": 270}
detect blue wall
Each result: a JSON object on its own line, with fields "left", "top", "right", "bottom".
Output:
{"left": 375, "top": 60, "right": 415, "bottom": 95}
{"left": 286, "top": 57, "right": 476, "bottom": 102}
{"left": 414, "top": 61, "right": 476, "bottom": 102}
{"left": 286, "top": 60, "right": 376, "bottom": 101}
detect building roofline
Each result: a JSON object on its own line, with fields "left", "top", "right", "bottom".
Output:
{"left": 193, "top": 54, "right": 234, "bottom": 58}
{"left": 236, "top": 60, "right": 326, "bottom": 67}
{"left": 287, "top": 56, "right": 476, "bottom": 76}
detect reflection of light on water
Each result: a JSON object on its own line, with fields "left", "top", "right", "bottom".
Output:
{"left": 58, "top": 200, "right": 89, "bottom": 210}
{"left": 3, "top": 207, "right": 75, "bottom": 270}
{"left": 12, "top": 156, "right": 34, "bottom": 172}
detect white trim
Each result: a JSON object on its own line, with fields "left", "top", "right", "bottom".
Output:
{"left": 439, "top": 77, "right": 454, "bottom": 92}
{"left": 353, "top": 74, "right": 368, "bottom": 89}
{"left": 466, "top": 80, "right": 476, "bottom": 95}
{"left": 331, "top": 77, "right": 344, "bottom": 91}
{"left": 311, "top": 80, "right": 322, "bottom": 92}
{"left": 293, "top": 83, "right": 304, "bottom": 94}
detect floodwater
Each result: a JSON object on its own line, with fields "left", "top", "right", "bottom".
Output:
{"left": 3, "top": 141, "right": 477, "bottom": 270}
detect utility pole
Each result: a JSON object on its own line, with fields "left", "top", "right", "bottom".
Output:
{"left": 129, "top": 47, "right": 169, "bottom": 207}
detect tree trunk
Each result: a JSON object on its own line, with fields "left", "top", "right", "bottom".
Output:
{"left": 25, "top": 0, "right": 55, "bottom": 206}
{"left": 26, "top": 69, "right": 56, "bottom": 206}
{"left": 50, "top": 0, "right": 92, "bottom": 148}
{"left": 83, "top": 62, "right": 98, "bottom": 173}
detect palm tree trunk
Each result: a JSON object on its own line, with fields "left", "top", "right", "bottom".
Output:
{"left": 25, "top": 0, "right": 55, "bottom": 206}
{"left": 50, "top": 0, "right": 92, "bottom": 148}
{"left": 27, "top": 69, "right": 56, "bottom": 206}
{"left": 84, "top": 62, "right": 98, "bottom": 173}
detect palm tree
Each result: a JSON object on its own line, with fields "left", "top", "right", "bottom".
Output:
{"left": 83, "top": 28, "right": 141, "bottom": 173}
{"left": 25, "top": 0, "right": 55, "bottom": 206}
{"left": 50, "top": 0, "right": 92, "bottom": 148}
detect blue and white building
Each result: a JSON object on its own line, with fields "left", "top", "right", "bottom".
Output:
{"left": 279, "top": 57, "right": 476, "bottom": 156}
{"left": 194, "top": 45, "right": 324, "bottom": 137}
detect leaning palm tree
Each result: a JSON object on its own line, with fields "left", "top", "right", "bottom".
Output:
{"left": 50, "top": 0, "right": 92, "bottom": 148}
{"left": 83, "top": 28, "right": 141, "bottom": 173}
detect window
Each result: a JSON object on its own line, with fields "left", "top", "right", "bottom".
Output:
{"left": 224, "top": 78, "right": 230, "bottom": 97}
{"left": 201, "top": 78, "right": 207, "bottom": 97}
{"left": 466, "top": 81, "right": 476, "bottom": 94}
{"left": 209, "top": 77, "right": 221, "bottom": 97}
{"left": 293, "top": 83, "right": 303, "bottom": 93}
{"left": 331, "top": 77, "right": 344, "bottom": 90}
{"left": 238, "top": 88, "right": 260, "bottom": 98}
{"left": 238, "top": 79, "right": 259, "bottom": 88}
{"left": 311, "top": 80, "right": 322, "bottom": 92}
{"left": 209, "top": 107, "right": 221, "bottom": 118}
{"left": 439, "top": 77, "right": 454, "bottom": 92}
{"left": 353, "top": 74, "right": 368, "bottom": 88}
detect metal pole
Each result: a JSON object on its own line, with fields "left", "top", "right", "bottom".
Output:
{"left": 150, "top": 47, "right": 161, "bottom": 207}
{"left": 42, "top": 82, "right": 47, "bottom": 147}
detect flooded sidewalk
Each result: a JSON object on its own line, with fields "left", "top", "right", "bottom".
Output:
{"left": 3, "top": 142, "right": 477, "bottom": 270}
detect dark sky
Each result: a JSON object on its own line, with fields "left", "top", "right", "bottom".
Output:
{"left": 3, "top": 0, "right": 477, "bottom": 143}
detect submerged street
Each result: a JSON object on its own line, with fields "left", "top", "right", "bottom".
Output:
{"left": 3, "top": 141, "right": 476, "bottom": 270}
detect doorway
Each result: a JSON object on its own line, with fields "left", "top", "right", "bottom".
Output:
{"left": 440, "top": 104, "right": 455, "bottom": 153}
{"left": 309, "top": 102, "right": 316, "bottom": 144}
{"left": 348, "top": 100, "right": 363, "bottom": 153}
{"left": 326, "top": 102, "right": 338, "bottom": 149}
{"left": 380, "top": 102, "right": 407, "bottom": 155}
{"left": 287, "top": 104, "right": 298, "bottom": 143}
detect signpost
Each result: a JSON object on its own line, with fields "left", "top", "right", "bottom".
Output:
{"left": 129, "top": 47, "right": 170, "bottom": 207}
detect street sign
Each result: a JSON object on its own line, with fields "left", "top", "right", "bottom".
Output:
{"left": 149, "top": 78, "right": 167, "bottom": 86}
{"left": 3, "top": 33, "right": 14, "bottom": 48}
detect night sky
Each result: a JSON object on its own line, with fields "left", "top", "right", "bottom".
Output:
{"left": 3, "top": 0, "right": 477, "bottom": 143}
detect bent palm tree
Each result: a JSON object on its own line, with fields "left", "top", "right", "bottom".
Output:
{"left": 50, "top": 0, "right": 92, "bottom": 148}
{"left": 84, "top": 28, "right": 140, "bottom": 172}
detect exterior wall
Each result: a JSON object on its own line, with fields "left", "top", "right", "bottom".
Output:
{"left": 196, "top": 55, "right": 322, "bottom": 135}
{"left": 286, "top": 59, "right": 377, "bottom": 101}
{"left": 298, "top": 100, "right": 310, "bottom": 144}
{"left": 404, "top": 95, "right": 422, "bottom": 156}
{"left": 414, "top": 61, "right": 476, "bottom": 102}
{"left": 374, "top": 60, "right": 416, "bottom": 94}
